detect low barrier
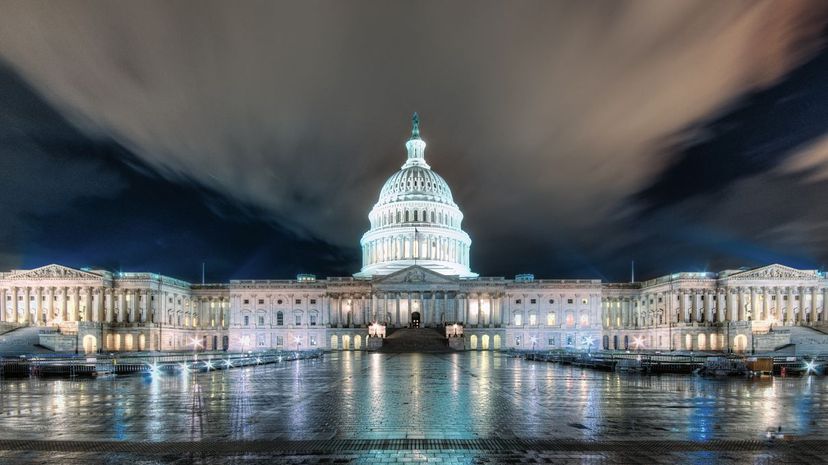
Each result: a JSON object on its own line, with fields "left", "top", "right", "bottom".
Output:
{"left": 0, "top": 349, "right": 323, "bottom": 379}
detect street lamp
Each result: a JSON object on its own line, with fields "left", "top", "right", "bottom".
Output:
{"left": 530, "top": 336, "right": 537, "bottom": 353}
{"left": 294, "top": 335, "right": 303, "bottom": 351}
{"left": 189, "top": 337, "right": 202, "bottom": 364}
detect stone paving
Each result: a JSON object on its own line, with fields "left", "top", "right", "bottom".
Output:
{"left": 0, "top": 351, "right": 827, "bottom": 463}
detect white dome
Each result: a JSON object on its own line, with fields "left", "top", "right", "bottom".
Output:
{"left": 377, "top": 166, "right": 455, "bottom": 207}
{"left": 354, "top": 114, "right": 476, "bottom": 279}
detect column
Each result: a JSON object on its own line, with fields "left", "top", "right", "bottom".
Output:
{"left": 724, "top": 289, "right": 732, "bottom": 322}
{"left": 811, "top": 287, "right": 818, "bottom": 324}
{"left": 749, "top": 287, "right": 757, "bottom": 322}
{"left": 797, "top": 286, "right": 805, "bottom": 324}
{"left": 32, "top": 287, "right": 42, "bottom": 325}
{"left": 678, "top": 291, "right": 686, "bottom": 324}
{"left": 762, "top": 287, "right": 770, "bottom": 322}
{"left": 786, "top": 287, "right": 794, "bottom": 324}
{"left": 704, "top": 291, "right": 713, "bottom": 323}
{"left": 775, "top": 287, "right": 782, "bottom": 323}
{"left": 395, "top": 293, "right": 401, "bottom": 326}
{"left": 105, "top": 290, "right": 113, "bottom": 323}
{"left": 736, "top": 288, "right": 744, "bottom": 322}
{"left": 823, "top": 287, "right": 828, "bottom": 322}
{"left": 23, "top": 287, "right": 31, "bottom": 325}
{"left": 60, "top": 288, "right": 68, "bottom": 323}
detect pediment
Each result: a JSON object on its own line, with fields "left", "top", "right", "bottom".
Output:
{"left": 6, "top": 264, "right": 103, "bottom": 281}
{"left": 373, "top": 266, "right": 459, "bottom": 285}
{"left": 727, "top": 264, "right": 819, "bottom": 281}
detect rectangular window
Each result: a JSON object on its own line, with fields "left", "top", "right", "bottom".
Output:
{"left": 295, "top": 314, "right": 302, "bottom": 325}
{"left": 257, "top": 335, "right": 266, "bottom": 347}
{"left": 310, "top": 336, "right": 317, "bottom": 346}
{"left": 514, "top": 314, "right": 522, "bottom": 326}
{"left": 244, "top": 315, "right": 249, "bottom": 326}
{"left": 567, "top": 299, "right": 573, "bottom": 304}
{"left": 258, "top": 299, "right": 264, "bottom": 305}
{"left": 276, "top": 336, "right": 284, "bottom": 346}
{"left": 530, "top": 298, "right": 537, "bottom": 304}
{"left": 310, "top": 314, "right": 318, "bottom": 326}
{"left": 548, "top": 337, "right": 556, "bottom": 346}
{"left": 243, "top": 299, "right": 249, "bottom": 305}
{"left": 295, "top": 299, "right": 302, "bottom": 305}
{"left": 547, "top": 313, "right": 556, "bottom": 325}
{"left": 310, "top": 299, "right": 317, "bottom": 304}
{"left": 277, "top": 313, "right": 284, "bottom": 325}
{"left": 258, "top": 316, "right": 264, "bottom": 326}
{"left": 529, "top": 314, "right": 537, "bottom": 325}
{"left": 515, "top": 299, "right": 522, "bottom": 304}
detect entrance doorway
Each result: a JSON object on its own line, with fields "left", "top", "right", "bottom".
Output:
{"left": 411, "top": 311, "right": 421, "bottom": 328}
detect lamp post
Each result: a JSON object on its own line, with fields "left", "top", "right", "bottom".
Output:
{"left": 530, "top": 336, "right": 537, "bottom": 354}
{"left": 294, "top": 335, "right": 303, "bottom": 351}
{"left": 189, "top": 337, "right": 202, "bottom": 364}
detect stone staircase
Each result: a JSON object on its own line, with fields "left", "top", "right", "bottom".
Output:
{"left": 0, "top": 326, "right": 54, "bottom": 356}
{"left": 378, "top": 328, "right": 451, "bottom": 353}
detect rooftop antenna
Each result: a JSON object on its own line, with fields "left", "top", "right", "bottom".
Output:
{"left": 201, "top": 262, "right": 206, "bottom": 285}
{"left": 631, "top": 260, "right": 635, "bottom": 283}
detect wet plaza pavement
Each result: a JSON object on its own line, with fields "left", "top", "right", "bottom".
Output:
{"left": 1, "top": 351, "right": 827, "bottom": 463}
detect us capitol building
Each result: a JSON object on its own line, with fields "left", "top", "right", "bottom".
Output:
{"left": 2, "top": 115, "right": 828, "bottom": 355}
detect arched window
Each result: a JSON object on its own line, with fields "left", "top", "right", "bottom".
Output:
{"left": 414, "top": 210, "right": 419, "bottom": 221}
{"left": 396, "top": 210, "right": 401, "bottom": 223}
{"left": 276, "top": 311, "right": 284, "bottom": 326}
{"left": 430, "top": 211, "right": 435, "bottom": 223}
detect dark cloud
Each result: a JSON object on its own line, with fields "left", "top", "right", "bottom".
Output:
{"left": 1, "top": 1, "right": 828, "bottom": 281}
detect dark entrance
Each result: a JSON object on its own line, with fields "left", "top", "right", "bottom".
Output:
{"left": 411, "top": 311, "right": 421, "bottom": 328}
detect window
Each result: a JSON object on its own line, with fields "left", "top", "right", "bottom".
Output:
{"left": 529, "top": 314, "right": 537, "bottom": 325}
{"left": 514, "top": 314, "right": 522, "bottom": 326}
{"left": 258, "top": 299, "right": 264, "bottom": 305}
{"left": 580, "top": 314, "right": 589, "bottom": 326}
{"left": 243, "top": 299, "right": 250, "bottom": 305}
{"left": 276, "top": 336, "right": 284, "bottom": 346}
{"left": 530, "top": 299, "right": 537, "bottom": 304}
{"left": 257, "top": 335, "right": 266, "bottom": 347}
{"left": 244, "top": 315, "right": 249, "bottom": 326}
{"left": 549, "top": 299, "right": 554, "bottom": 304}
{"left": 581, "top": 298, "right": 588, "bottom": 305}
{"left": 258, "top": 316, "right": 264, "bottom": 326}
{"left": 658, "top": 297, "right": 663, "bottom": 302}
{"left": 277, "top": 299, "right": 283, "bottom": 304}
{"left": 295, "top": 299, "right": 302, "bottom": 305}
{"left": 547, "top": 313, "right": 556, "bottom": 325}
{"left": 548, "top": 337, "right": 556, "bottom": 346}
{"left": 310, "top": 336, "right": 317, "bottom": 346}
{"left": 515, "top": 336, "right": 521, "bottom": 346}
{"left": 310, "top": 299, "right": 317, "bottom": 304}
{"left": 295, "top": 314, "right": 302, "bottom": 325}
{"left": 276, "top": 311, "right": 284, "bottom": 326}
{"left": 515, "top": 299, "right": 522, "bottom": 304}
{"left": 567, "top": 299, "right": 573, "bottom": 304}
{"left": 310, "top": 314, "right": 318, "bottom": 326}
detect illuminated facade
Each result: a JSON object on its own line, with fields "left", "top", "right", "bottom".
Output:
{"left": 1, "top": 116, "right": 827, "bottom": 354}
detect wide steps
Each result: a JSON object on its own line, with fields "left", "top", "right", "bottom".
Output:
{"left": 379, "top": 328, "right": 451, "bottom": 353}
{"left": 0, "top": 326, "right": 54, "bottom": 356}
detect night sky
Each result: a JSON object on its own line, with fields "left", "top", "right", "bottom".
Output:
{"left": 2, "top": 1, "right": 828, "bottom": 283}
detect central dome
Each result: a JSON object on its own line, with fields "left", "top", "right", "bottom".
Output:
{"left": 354, "top": 114, "right": 476, "bottom": 279}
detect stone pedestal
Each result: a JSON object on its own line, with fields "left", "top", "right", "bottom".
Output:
{"left": 366, "top": 336, "right": 384, "bottom": 351}
{"left": 448, "top": 336, "right": 465, "bottom": 351}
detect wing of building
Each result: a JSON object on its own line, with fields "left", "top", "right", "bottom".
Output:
{"left": 1, "top": 116, "right": 827, "bottom": 355}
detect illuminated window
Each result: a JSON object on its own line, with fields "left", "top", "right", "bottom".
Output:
{"left": 310, "top": 336, "right": 317, "bottom": 346}
{"left": 547, "top": 313, "right": 556, "bottom": 325}
{"left": 529, "top": 314, "right": 537, "bottom": 325}
{"left": 515, "top": 336, "right": 521, "bottom": 346}
{"left": 514, "top": 314, "right": 522, "bottom": 326}
{"left": 580, "top": 314, "right": 589, "bottom": 326}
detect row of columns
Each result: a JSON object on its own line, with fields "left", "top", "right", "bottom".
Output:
{"left": 603, "top": 286, "right": 827, "bottom": 329}
{"left": 322, "top": 292, "right": 503, "bottom": 328}
{"left": 1, "top": 286, "right": 227, "bottom": 329}
{"left": 364, "top": 234, "right": 470, "bottom": 267}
